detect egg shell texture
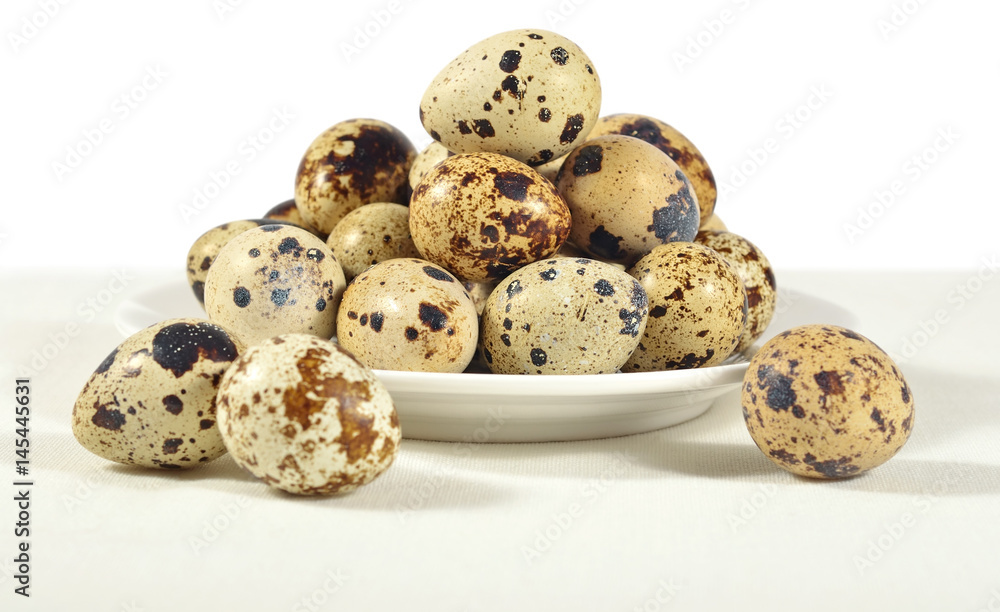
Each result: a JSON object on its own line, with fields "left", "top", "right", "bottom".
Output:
{"left": 336, "top": 259, "right": 479, "bottom": 373}
{"left": 588, "top": 114, "right": 717, "bottom": 223}
{"left": 295, "top": 119, "right": 416, "bottom": 234}
{"left": 216, "top": 333, "right": 400, "bottom": 495}
{"left": 408, "top": 142, "right": 453, "bottom": 189}
{"left": 695, "top": 230, "right": 777, "bottom": 353}
{"left": 557, "top": 135, "right": 700, "bottom": 267}
{"left": 419, "top": 29, "right": 601, "bottom": 166}
{"left": 409, "top": 151, "right": 571, "bottom": 282}
{"left": 264, "top": 199, "right": 326, "bottom": 239}
{"left": 204, "top": 225, "right": 346, "bottom": 347}
{"left": 741, "top": 324, "right": 915, "bottom": 479}
{"left": 71, "top": 318, "right": 240, "bottom": 469}
{"left": 625, "top": 242, "right": 747, "bottom": 372}
{"left": 186, "top": 218, "right": 300, "bottom": 306}
{"left": 480, "top": 258, "right": 648, "bottom": 375}
{"left": 326, "top": 203, "right": 421, "bottom": 281}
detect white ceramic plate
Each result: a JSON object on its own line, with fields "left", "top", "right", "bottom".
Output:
{"left": 115, "top": 277, "right": 857, "bottom": 442}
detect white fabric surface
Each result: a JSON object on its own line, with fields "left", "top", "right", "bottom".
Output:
{"left": 1, "top": 269, "right": 998, "bottom": 611}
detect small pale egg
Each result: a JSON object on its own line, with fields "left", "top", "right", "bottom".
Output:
{"left": 462, "top": 279, "right": 498, "bottom": 316}
{"left": 336, "top": 259, "right": 479, "bottom": 373}
{"left": 700, "top": 213, "right": 727, "bottom": 232}
{"left": 625, "top": 242, "right": 747, "bottom": 371}
{"left": 480, "top": 258, "right": 648, "bottom": 375}
{"left": 295, "top": 119, "right": 416, "bottom": 234}
{"left": 419, "top": 29, "right": 601, "bottom": 166}
{"left": 71, "top": 318, "right": 241, "bottom": 469}
{"left": 409, "top": 152, "right": 571, "bottom": 282}
{"left": 742, "top": 325, "right": 915, "bottom": 479}
{"left": 186, "top": 219, "right": 299, "bottom": 306}
{"left": 557, "top": 135, "right": 700, "bottom": 267}
{"left": 587, "top": 114, "right": 717, "bottom": 225}
{"left": 534, "top": 152, "right": 567, "bottom": 184}
{"left": 263, "top": 199, "right": 325, "bottom": 239}
{"left": 326, "top": 203, "right": 421, "bottom": 281}
{"left": 204, "top": 225, "right": 346, "bottom": 347}
{"left": 217, "top": 333, "right": 400, "bottom": 495}
{"left": 695, "top": 230, "right": 777, "bottom": 353}
{"left": 408, "top": 142, "right": 453, "bottom": 189}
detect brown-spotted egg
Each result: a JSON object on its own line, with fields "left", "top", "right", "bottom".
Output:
{"left": 204, "top": 225, "right": 346, "bottom": 347}
{"left": 295, "top": 119, "right": 416, "bottom": 234}
{"left": 325, "top": 203, "right": 421, "bottom": 282}
{"left": 409, "top": 152, "right": 571, "bottom": 282}
{"left": 408, "top": 142, "right": 452, "bottom": 190}
{"left": 217, "top": 333, "right": 400, "bottom": 495}
{"left": 742, "top": 325, "right": 915, "bottom": 479}
{"left": 695, "top": 230, "right": 777, "bottom": 353}
{"left": 419, "top": 29, "right": 601, "bottom": 166}
{"left": 480, "top": 258, "right": 648, "bottom": 375}
{"left": 71, "top": 318, "right": 241, "bottom": 468}
{"left": 624, "top": 242, "right": 747, "bottom": 371}
{"left": 557, "top": 135, "right": 700, "bottom": 267}
{"left": 336, "top": 259, "right": 479, "bottom": 373}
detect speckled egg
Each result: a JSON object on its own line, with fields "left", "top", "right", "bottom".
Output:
{"left": 419, "top": 29, "right": 601, "bottom": 166}
{"left": 534, "top": 152, "right": 567, "bottom": 183}
{"left": 294, "top": 119, "right": 416, "bottom": 234}
{"left": 336, "top": 259, "right": 479, "bottom": 373}
{"left": 695, "top": 230, "right": 777, "bottom": 353}
{"left": 624, "top": 242, "right": 747, "bottom": 371}
{"left": 587, "top": 114, "right": 717, "bottom": 224}
{"left": 186, "top": 219, "right": 299, "bottom": 307}
{"left": 481, "top": 258, "right": 648, "bottom": 375}
{"left": 264, "top": 199, "right": 325, "bottom": 238}
{"left": 216, "top": 333, "right": 400, "bottom": 495}
{"left": 326, "top": 203, "right": 421, "bottom": 281}
{"left": 204, "top": 225, "right": 346, "bottom": 347}
{"left": 742, "top": 324, "right": 915, "bottom": 479}
{"left": 700, "top": 213, "right": 727, "bottom": 232}
{"left": 408, "top": 142, "right": 453, "bottom": 189}
{"left": 409, "top": 152, "right": 571, "bottom": 282}
{"left": 71, "top": 318, "right": 241, "bottom": 469}
{"left": 557, "top": 135, "right": 700, "bottom": 267}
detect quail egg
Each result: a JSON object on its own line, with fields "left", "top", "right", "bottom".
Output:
{"left": 326, "top": 203, "right": 421, "bottom": 282}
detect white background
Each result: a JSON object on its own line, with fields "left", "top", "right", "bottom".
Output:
{"left": 3, "top": 0, "right": 997, "bottom": 272}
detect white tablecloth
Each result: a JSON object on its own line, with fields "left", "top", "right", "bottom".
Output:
{"left": 2, "top": 268, "right": 998, "bottom": 611}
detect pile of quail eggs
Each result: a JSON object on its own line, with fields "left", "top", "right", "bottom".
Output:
{"left": 72, "top": 28, "right": 914, "bottom": 494}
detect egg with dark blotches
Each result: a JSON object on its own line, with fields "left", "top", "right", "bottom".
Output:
{"left": 742, "top": 324, "right": 915, "bottom": 479}
{"left": 326, "top": 203, "right": 421, "bottom": 282}
{"left": 695, "top": 230, "right": 777, "bottom": 353}
{"left": 409, "top": 152, "right": 571, "bottom": 282}
{"left": 480, "top": 258, "right": 648, "bottom": 375}
{"left": 216, "top": 333, "right": 400, "bottom": 495}
{"left": 587, "top": 114, "right": 717, "bottom": 225}
{"left": 186, "top": 219, "right": 300, "bottom": 307}
{"left": 419, "top": 29, "right": 601, "bottom": 166}
{"left": 294, "top": 119, "right": 416, "bottom": 234}
{"left": 625, "top": 242, "right": 747, "bottom": 372}
{"left": 557, "top": 135, "right": 700, "bottom": 267}
{"left": 336, "top": 259, "right": 478, "bottom": 373}
{"left": 263, "top": 199, "right": 325, "bottom": 239}
{"left": 204, "top": 225, "right": 346, "bottom": 347}
{"left": 408, "top": 142, "right": 453, "bottom": 190}
{"left": 71, "top": 318, "right": 241, "bottom": 469}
